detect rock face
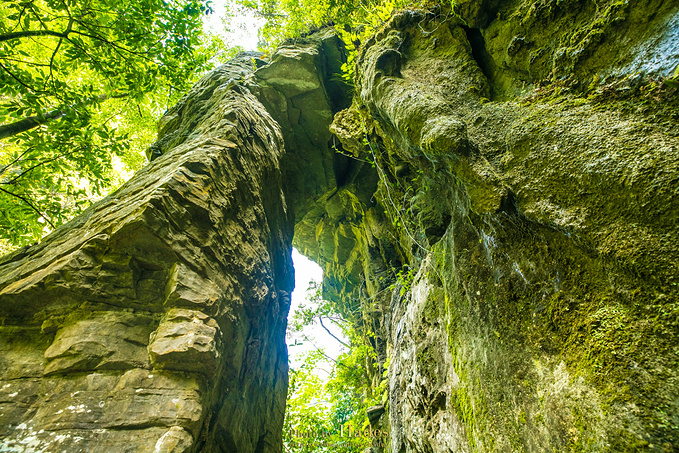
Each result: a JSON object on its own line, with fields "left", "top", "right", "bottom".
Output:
{"left": 1, "top": 1, "right": 679, "bottom": 452}
{"left": 317, "top": 2, "right": 679, "bottom": 452}
{"left": 0, "top": 56, "right": 295, "bottom": 452}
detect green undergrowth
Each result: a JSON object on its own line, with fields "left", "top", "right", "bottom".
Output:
{"left": 284, "top": 282, "right": 391, "bottom": 452}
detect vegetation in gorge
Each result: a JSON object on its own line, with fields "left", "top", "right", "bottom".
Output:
{"left": 284, "top": 351, "right": 379, "bottom": 452}
{"left": 0, "top": 0, "right": 226, "bottom": 246}
{"left": 284, "top": 282, "right": 389, "bottom": 452}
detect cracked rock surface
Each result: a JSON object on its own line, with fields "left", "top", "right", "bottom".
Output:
{"left": 0, "top": 55, "right": 294, "bottom": 452}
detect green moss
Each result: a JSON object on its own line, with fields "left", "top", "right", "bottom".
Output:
{"left": 424, "top": 286, "right": 442, "bottom": 320}
{"left": 416, "top": 344, "right": 439, "bottom": 383}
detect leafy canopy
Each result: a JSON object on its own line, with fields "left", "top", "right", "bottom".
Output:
{"left": 0, "top": 0, "right": 222, "bottom": 246}
{"left": 284, "top": 350, "right": 380, "bottom": 453}
{"left": 236, "top": 0, "right": 441, "bottom": 81}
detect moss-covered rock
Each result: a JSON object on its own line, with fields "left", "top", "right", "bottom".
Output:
{"left": 0, "top": 2, "right": 677, "bottom": 451}
{"left": 321, "top": 3, "right": 678, "bottom": 452}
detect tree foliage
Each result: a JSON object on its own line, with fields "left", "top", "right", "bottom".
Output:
{"left": 284, "top": 281, "right": 389, "bottom": 452}
{"left": 284, "top": 350, "right": 382, "bottom": 453}
{"left": 238, "top": 0, "right": 400, "bottom": 45}
{"left": 0, "top": 0, "right": 221, "bottom": 246}
{"left": 237, "top": 0, "right": 440, "bottom": 81}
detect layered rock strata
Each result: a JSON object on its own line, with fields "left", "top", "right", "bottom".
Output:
{"left": 1, "top": 1, "right": 678, "bottom": 452}
{"left": 0, "top": 56, "right": 295, "bottom": 452}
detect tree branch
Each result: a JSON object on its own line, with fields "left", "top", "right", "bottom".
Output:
{"left": 69, "top": 29, "right": 154, "bottom": 61}
{"left": 46, "top": 37, "right": 64, "bottom": 90}
{"left": 0, "top": 30, "right": 68, "bottom": 42}
{"left": 0, "top": 109, "right": 64, "bottom": 140}
{"left": 253, "top": 11, "right": 289, "bottom": 19}
{"left": 318, "top": 316, "right": 350, "bottom": 348}
{"left": 301, "top": 334, "right": 357, "bottom": 371}
{"left": 27, "top": 3, "right": 50, "bottom": 32}
{"left": 0, "top": 93, "right": 128, "bottom": 140}
{"left": 1, "top": 57, "right": 52, "bottom": 67}
{"left": 0, "top": 147, "right": 34, "bottom": 177}
{"left": 0, "top": 187, "right": 55, "bottom": 229}
{"left": 2, "top": 148, "right": 79, "bottom": 186}
{"left": 0, "top": 61, "right": 43, "bottom": 93}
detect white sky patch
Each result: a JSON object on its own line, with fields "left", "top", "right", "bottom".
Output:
{"left": 112, "top": 155, "right": 134, "bottom": 182}
{"left": 289, "top": 249, "right": 349, "bottom": 374}
{"left": 203, "top": 0, "right": 264, "bottom": 51}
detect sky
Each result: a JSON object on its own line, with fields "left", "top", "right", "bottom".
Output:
{"left": 203, "top": 0, "right": 263, "bottom": 51}
{"left": 288, "top": 249, "right": 349, "bottom": 374}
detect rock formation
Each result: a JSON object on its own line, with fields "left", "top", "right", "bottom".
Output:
{"left": 0, "top": 56, "right": 295, "bottom": 452}
{"left": 1, "top": 0, "right": 678, "bottom": 452}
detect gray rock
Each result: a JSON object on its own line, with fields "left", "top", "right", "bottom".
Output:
{"left": 0, "top": 53, "right": 295, "bottom": 452}
{"left": 1, "top": 2, "right": 679, "bottom": 451}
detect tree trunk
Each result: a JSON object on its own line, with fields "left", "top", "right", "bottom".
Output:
{"left": 0, "top": 94, "right": 126, "bottom": 140}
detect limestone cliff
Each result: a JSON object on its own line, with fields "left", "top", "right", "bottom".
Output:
{"left": 295, "top": 1, "right": 679, "bottom": 452}
{"left": 0, "top": 56, "right": 295, "bottom": 452}
{"left": 0, "top": 30, "right": 350, "bottom": 453}
{"left": 1, "top": 1, "right": 678, "bottom": 452}
{"left": 296, "top": 1, "right": 679, "bottom": 452}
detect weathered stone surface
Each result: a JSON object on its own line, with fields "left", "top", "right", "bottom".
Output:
{"left": 252, "top": 28, "right": 352, "bottom": 221}
{"left": 148, "top": 308, "right": 221, "bottom": 377}
{"left": 154, "top": 426, "right": 194, "bottom": 453}
{"left": 0, "top": 53, "right": 294, "bottom": 452}
{"left": 310, "top": 3, "right": 679, "bottom": 452}
{"left": 1, "top": 2, "right": 678, "bottom": 451}
{"left": 43, "top": 311, "right": 155, "bottom": 375}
